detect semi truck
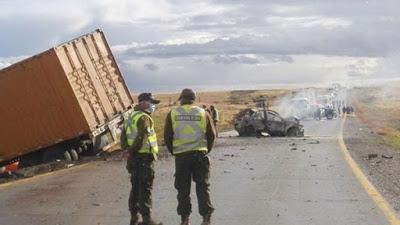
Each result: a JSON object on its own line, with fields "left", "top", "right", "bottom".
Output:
{"left": 0, "top": 29, "right": 134, "bottom": 167}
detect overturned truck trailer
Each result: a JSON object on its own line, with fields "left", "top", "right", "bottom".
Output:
{"left": 0, "top": 29, "right": 134, "bottom": 167}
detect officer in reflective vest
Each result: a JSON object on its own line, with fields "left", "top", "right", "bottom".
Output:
{"left": 164, "top": 88, "right": 216, "bottom": 225}
{"left": 121, "top": 93, "right": 163, "bottom": 225}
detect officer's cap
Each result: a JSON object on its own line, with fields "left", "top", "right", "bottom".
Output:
{"left": 178, "top": 88, "right": 196, "bottom": 101}
{"left": 138, "top": 93, "right": 160, "bottom": 104}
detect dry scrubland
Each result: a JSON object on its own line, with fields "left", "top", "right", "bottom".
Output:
{"left": 132, "top": 89, "right": 292, "bottom": 142}
{"left": 352, "top": 82, "right": 400, "bottom": 150}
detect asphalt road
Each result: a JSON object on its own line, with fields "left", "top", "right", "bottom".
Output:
{"left": 0, "top": 118, "right": 390, "bottom": 225}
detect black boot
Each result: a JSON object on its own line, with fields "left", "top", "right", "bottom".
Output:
{"left": 140, "top": 214, "right": 163, "bottom": 225}
{"left": 180, "top": 215, "right": 190, "bottom": 225}
{"left": 200, "top": 214, "right": 211, "bottom": 225}
{"left": 130, "top": 213, "right": 140, "bottom": 225}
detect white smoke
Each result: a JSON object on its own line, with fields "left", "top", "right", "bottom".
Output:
{"left": 272, "top": 84, "right": 348, "bottom": 119}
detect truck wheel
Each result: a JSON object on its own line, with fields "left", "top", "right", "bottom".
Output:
{"left": 287, "top": 127, "right": 300, "bottom": 137}
{"left": 63, "top": 151, "right": 72, "bottom": 162}
{"left": 69, "top": 149, "right": 79, "bottom": 161}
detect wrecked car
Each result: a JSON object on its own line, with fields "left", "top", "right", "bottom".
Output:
{"left": 234, "top": 108, "right": 304, "bottom": 137}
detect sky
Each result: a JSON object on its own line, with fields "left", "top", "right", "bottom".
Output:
{"left": 1, "top": 0, "right": 400, "bottom": 92}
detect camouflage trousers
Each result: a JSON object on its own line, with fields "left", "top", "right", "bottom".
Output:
{"left": 127, "top": 154, "right": 155, "bottom": 217}
{"left": 175, "top": 151, "right": 215, "bottom": 216}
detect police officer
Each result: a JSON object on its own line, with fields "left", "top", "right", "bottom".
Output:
{"left": 121, "top": 93, "right": 163, "bottom": 225}
{"left": 202, "top": 105, "right": 211, "bottom": 114}
{"left": 164, "top": 89, "right": 216, "bottom": 225}
{"left": 209, "top": 105, "right": 219, "bottom": 137}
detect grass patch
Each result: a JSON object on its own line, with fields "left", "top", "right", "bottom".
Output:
{"left": 352, "top": 84, "right": 400, "bottom": 151}
{"left": 383, "top": 130, "right": 400, "bottom": 150}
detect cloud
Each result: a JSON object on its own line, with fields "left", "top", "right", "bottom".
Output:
{"left": 346, "top": 59, "right": 381, "bottom": 77}
{"left": 144, "top": 63, "right": 159, "bottom": 71}
{"left": 213, "top": 55, "right": 259, "bottom": 64}
{"left": 2, "top": 1, "right": 400, "bottom": 91}
{"left": 0, "top": 56, "right": 28, "bottom": 69}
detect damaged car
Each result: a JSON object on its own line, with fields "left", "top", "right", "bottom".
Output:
{"left": 234, "top": 108, "right": 304, "bottom": 137}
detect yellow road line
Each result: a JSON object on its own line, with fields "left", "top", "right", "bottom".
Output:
{"left": 338, "top": 115, "right": 400, "bottom": 225}
{"left": 0, "top": 163, "right": 92, "bottom": 189}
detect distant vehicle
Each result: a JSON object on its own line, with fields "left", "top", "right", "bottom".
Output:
{"left": 234, "top": 108, "right": 304, "bottom": 137}
{"left": 0, "top": 29, "right": 134, "bottom": 168}
{"left": 324, "top": 107, "right": 335, "bottom": 120}
{"left": 314, "top": 106, "right": 336, "bottom": 120}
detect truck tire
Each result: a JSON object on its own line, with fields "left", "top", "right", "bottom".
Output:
{"left": 63, "top": 151, "right": 72, "bottom": 162}
{"left": 69, "top": 149, "right": 79, "bottom": 161}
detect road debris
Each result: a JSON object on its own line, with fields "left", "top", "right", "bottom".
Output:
{"left": 367, "top": 153, "right": 378, "bottom": 160}
{"left": 308, "top": 140, "right": 320, "bottom": 144}
{"left": 382, "top": 154, "right": 393, "bottom": 159}
{"left": 370, "top": 160, "right": 382, "bottom": 166}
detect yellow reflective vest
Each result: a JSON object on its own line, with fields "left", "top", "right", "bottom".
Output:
{"left": 125, "top": 111, "right": 159, "bottom": 154}
{"left": 171, "top": 105, "right": 207, "bottom": 154}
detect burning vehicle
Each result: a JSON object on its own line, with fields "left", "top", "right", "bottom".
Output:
{"left": 234, "top": 108, "right": 304, "bottom": 137}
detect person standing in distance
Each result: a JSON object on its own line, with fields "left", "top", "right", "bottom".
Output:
{"left": 164, "top": 88, "right": 216, "bottom": 225}
{"left": 209, "top": 105, "right": 219, "bottom": 137}
{"left": 121, "top": 93, "right": 163, "bottom": 225}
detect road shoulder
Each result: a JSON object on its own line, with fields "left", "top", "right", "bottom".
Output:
{"left": 344, "top": 115, "right": 400, "bottom": 213}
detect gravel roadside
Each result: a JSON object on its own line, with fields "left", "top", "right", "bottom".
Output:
{"left": 344, "top": 115, "right": 400, "bottom": 212}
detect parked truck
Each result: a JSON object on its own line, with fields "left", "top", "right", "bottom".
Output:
{"left": 0, "top": 29, "right": 134, "bottom": 167}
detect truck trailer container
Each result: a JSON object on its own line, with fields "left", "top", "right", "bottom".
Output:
{"left": 0, "top": 29, "right": 134, "bottom": 167}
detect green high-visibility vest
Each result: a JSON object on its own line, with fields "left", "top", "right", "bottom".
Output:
{"left": 125, "top": 111, "right": 159, "bottom": 154}
{"left": 171, "top": 105, "right": 207, "bottom": 154}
